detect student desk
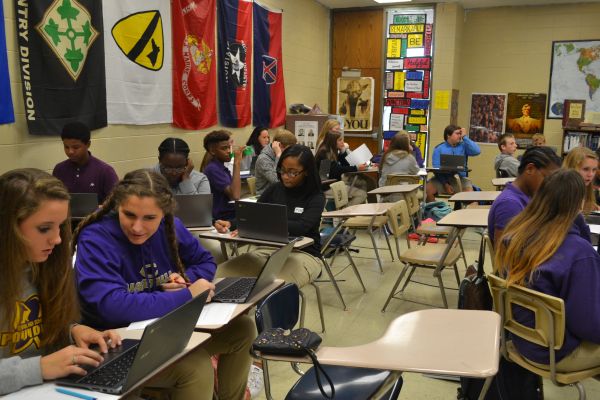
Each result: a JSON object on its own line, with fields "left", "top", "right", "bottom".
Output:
{"left": 4, "top": 329, "right": 211, "bottom": 400}
{"left": 368, "top": 183, "right": 421, "bottom": 197}
{"left": 344, "top": 166, "right": 379, "bottom": 192}
{"left": 491, "top": 177, "right": 515, "bottom": 190}
{"left": 437, "top": 209, "right": 490, "bottom": 266}
{"left": 322, "top": 203, "right": 396, "bottom": 272}
{"left": 449, "top": 191, "right": 500, "bottom": 210}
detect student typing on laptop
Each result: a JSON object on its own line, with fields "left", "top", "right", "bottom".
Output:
{"left": 0, "top": 169, "right": 121, "bottom": 395}
{"left": 215, "top": 145, "right": 324, "bottom": 288}
{"left": 73, "top": 170, "right": 254, "bottom": 400}
{"left": 426, "top": 125, "right": 481, "bottom": 202}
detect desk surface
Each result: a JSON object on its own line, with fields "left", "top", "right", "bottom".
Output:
{"left": 368, "top": 183, "right": 420, "bottom": 195}
{"left": 491, "top": 177, "right": 516, "bottom": 186}
{"left": 426, "top": 167, "right": 471, "bottom": 173}
{"left": 322, "top": 202, "right": 395, "bottom": 218}
{"left": 196, "top": 230, "right": 314, "bottom": 249}
{"left": 437, "top": 208, "right": 489, "bottom": 228}
{"left": 5, "top": 329, "right": 211, "bottom": 400}
{"left": 344, "top": 166, "right": 379, "bottom": 175}
{"left": 449, "top": 191, "right": 500, "bottom": 202}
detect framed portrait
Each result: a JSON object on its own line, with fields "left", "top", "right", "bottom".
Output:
{"left": 336, "top": 77, "right": 374, "bottom": 131}
{"left": 505, "top": 93, "right": 546, "bottom": 148}
{"left": 468, "top": 93, "right": 506, "bottom": 144}
{"left": 548, "top": 39, "right": 600, "bottom": 119}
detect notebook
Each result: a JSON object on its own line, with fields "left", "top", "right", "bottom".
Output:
{"left": 440, "top": 154, "right": 466, "bottom": 171}
{"left": 212, "top": 240, "right": 295, "bottom": 303}
{"left": 236, "top": 201, "right": 294, "bottom": 243}
{"left": 70, "top": 193, "right": 99, "bottom": 219}
{"left": 56, "top": 291, "right": 209, "bottom": 395}
{"left": 174, "top": 194, "right": 213, "bottom": 228}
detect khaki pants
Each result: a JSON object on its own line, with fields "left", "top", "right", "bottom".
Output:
{"left": 528, "top": 340, "right": 600, "bottom": 372}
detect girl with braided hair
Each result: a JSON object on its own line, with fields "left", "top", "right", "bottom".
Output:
{"left": 73, "top": 169, "right": 254, "bottom": 400}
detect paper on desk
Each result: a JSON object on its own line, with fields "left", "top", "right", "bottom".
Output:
{"left": 198, "top": 303, "right": 237, "bottom": 325}
{"left": 589, "top": 224, "right": 600, "bottom": 235}
{"left": 345, "top": 143, "right": 373, "bottom": 166}
{"left": 127, "top": 318, "right": 158, "bottom": 330}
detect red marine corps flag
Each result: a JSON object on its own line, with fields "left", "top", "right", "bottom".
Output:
{"left": 172, "top": 0, "right": 217, "bottom": 130}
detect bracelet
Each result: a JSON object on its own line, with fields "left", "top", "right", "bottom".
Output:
{"left": 68, "top": 323, "right": 80, "bottom": 344}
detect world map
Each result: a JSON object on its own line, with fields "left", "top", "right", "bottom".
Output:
{"left": 548, "top": 40, "right": 600, "bottom": 118}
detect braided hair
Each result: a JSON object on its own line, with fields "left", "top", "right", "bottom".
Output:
{"left": 158, "top": 137, "right": 190, "bottom": 160}
{"left": 72, "top": 169, "right": 187, "bottom": 279}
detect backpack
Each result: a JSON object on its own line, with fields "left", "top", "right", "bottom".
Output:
{"left": 422, "top": 201, "right": 452, "bottom": 222}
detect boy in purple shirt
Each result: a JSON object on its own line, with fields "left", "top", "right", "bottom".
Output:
{"left": 202, "top": 130, "right": 243, "bottom": 221}
{"left": 52, "top": 122, "right": 118, "bottom": 203}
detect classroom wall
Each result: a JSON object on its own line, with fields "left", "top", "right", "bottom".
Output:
{"left": 0, "top": 0, "right": 331, "bottom": 176}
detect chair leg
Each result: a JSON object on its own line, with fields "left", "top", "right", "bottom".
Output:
{"left": 574, "top": 381, "right": 587, "bottom": 400}
{"left": 477, "top": 376, "right": 493, "bottom": 400}
{"left": 368, "top": 229, "right": 385, "bottom": 273}
{"left": 382, "top": 263, "right": 410, "bottom": 312}
{"left": 309, "top": 282, "right": 326, "bottom": 332}
{"left": 399, "top": 265, "right": 417, "bottom": 293}
{"left": 453, "top": 263, "right": 461, "bottom": 286}
{"left": 344, "top": 248, "right": 366, "bottom": 292}
{"left": 458, "top": 236, "right": 468, "bottom": 270}
{"left": 319, "top": 258, "right": 347, "bottom": 311}
{"left": 262, "top": 360, "right": 274, "bottom": 400}
{"left": 298, "top": 289, "right": 307, "bottom": 328}
{"left": 395, "top": 236, "right": 402, "bottom": 259}
{"left": 383, "top": 226, "right": 395, "bottom": 261}
{"left": 437, "top": 274, "right": 449, "bottom": 308}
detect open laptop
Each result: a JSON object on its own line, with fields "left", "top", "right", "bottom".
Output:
{"left": 70, "top": 193, "right": 99, "bottom": 219}
{"left": 440, "top": 154, "right": 466, "bottom": 171}
{"left": 57, "top": 291, "right": 209, "bottom": 395}
{"left": 174, "top": 194, "right": 213, "bottom": 228}
{"left": 213, "top": 240, "right": 295, "bottom": 303}
{"left": 236, "top": 201, "right": 293, "bottom": 243}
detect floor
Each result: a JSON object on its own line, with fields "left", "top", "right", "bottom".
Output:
{"left": 252, "top": 228, "right": 600, "bottom": 400}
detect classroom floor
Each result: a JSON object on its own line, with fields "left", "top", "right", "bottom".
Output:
{"left": 252, "top": 228, "right": 600, "bottom": 400}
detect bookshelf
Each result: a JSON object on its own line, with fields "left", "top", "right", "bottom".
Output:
{"left": 562, "top": 125, "right": 600, "bottom": 155}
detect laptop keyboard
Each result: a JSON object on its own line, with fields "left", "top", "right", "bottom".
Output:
{"left": 78, "top": 345, "right": 138, "bottom": 387}
{"left": 214, "top": 277, "right": 256, "bottom": 301}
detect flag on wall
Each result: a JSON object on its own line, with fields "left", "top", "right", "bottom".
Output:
{"left": 0, "top": 0, "right": 14, "bottom": 125}
{"left": 13, "top": 0, "right": 106, "bottom": 135}
{"left": 172, "top": 0, "right": 217, "bottom": 130}
{"left": 104, "top": 1, "right": 172, "bottom": 124}
{"left": 218, "top": 0, "right": 252, "bottom": 128}
{"left": 253, "top": 2, "right": 285, "bottom": 128}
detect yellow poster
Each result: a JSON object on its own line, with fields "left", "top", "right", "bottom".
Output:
{"left": 407, "top": 34, "right": 423, "bottom": 48}
{"left": 393, "top": 72, "right": 405, "bottom": 91}
{"left": 387, "top": 39, "right": 401, "bottom": 58}
{"left": 434, "top": 90, "right": 450, "bottom": 110}
{"left": 389, "top": 24, "right": 424, "bottom": 34}
{"left": 408, "top": 116, "right": 427, "bottom": 125}
{"left": 411, "top": 109, "right": 425, "bottom": 116}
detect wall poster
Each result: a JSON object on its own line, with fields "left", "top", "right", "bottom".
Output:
{"left": 336, "top": 77, "right": 374, "bottom": 131}
{"left": 468, "top": 93, "right": 506, "bottom": 144}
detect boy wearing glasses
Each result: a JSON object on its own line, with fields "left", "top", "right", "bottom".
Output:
{"left": 255, "top": 129, "right": 297, "bottom": 195}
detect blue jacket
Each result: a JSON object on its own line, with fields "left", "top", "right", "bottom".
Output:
{"left": 432, "top": 137, "right": 480, "bottom": 184}
{"left": 75, "top": 213, "right": 216, "bottom": 329}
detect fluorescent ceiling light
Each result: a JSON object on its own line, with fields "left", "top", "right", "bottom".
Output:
{"left": 374, "top": 0, "right": 412, "bottom": 3}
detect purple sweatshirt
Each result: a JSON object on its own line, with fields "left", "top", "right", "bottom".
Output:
{"left": 512, "top": 223, "right": 600, "bottom": 364}
{"left": 75, "top": 213, "right": 216, "bottom": 329}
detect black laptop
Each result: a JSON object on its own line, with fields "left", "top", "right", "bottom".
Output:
{"left": 174, "top": 194, "right": 213, "bottom": 228}
{"left": 57, "top": 291, "right": 209, "bottom": 395}
{"left": 440, "top": 154, "right": 466, "bottom": 171}
{"left": 236, "top": 201, "right": 294, "bottom": 243}
{"left": 70, "top": 193, "right": 99, "bottom": 219}
{"left": 213, "top": 240, "right": 295, "bottom": 303}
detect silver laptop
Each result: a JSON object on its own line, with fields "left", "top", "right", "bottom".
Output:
{"left": 70, "top": 193, "right": 99, "bottom": 219}
{"left": 174, "top": 194, "right": 213, "bottom": 228}
{"left": 236, "top": 201, "right": 291, "bottom": 243}
{"left": 440, "top": 154, "right": 466, "bottom": 171}
{"left": 57, "top": 291, "right": 209, "bottom": 395}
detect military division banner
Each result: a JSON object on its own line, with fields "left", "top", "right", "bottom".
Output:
{"left": 14, "top": 0, "right": 106, "bottom": 135}
{"left": 218, "top": 0, "right": 252, "bottom": 128}
{"left": 172, "top": 0, "right": 217, "bottom": 130}
{"left": 252, "top": 2, "right": 285, "bottom": 128}
{"left": 104, "top": 1, "right": 172, "bottom": 124}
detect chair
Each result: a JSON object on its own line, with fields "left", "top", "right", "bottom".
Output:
{"left": 436, "top": 174, "right": 463, "bottom": 199}
{"left": 385, "top": 173, "right": 421, "bottom": 186}
{"left": 382, "top": 226, "right": 463, "bottom": 309}
{"left": 488, "top": 274, "right": 600, "bottom": 400}
{"left": 385, "top": 200, "right": 412, "bottom": 258}
{"left": 246, "top": 176, "right": 257, "bottom": 197}
{"left": 255, "top": 283, "right": 403, "bottom": 400}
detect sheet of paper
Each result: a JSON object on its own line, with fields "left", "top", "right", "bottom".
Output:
{"left": 589, "top": 224, "right": 600, "bottom": 235}
{"left": 585, "top": 111, "right": 600, "bottom": 124}
{"left": 345, "top": 143, "right": 373, "bottom": 166}
{"left": 127, "top": 318, "right": 157, "bottom": 330}
{"left": 389, "top": 114, "right": 404, "bottom": 131}
{"left": 434, "top": 90, "right": 450, "bottom": 109}
{"left": 197, "top": 303, "right": 237, "bottom": 326}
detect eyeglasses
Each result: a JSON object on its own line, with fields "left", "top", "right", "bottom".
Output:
{"left": 160, "top": 165, "right": 186, "bottom": 174}
{"left": 277, "top": 169, "right": 304, "bottom": 178}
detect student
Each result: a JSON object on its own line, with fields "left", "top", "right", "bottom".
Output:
{"left": 202, "top": 130, "right": 243, "bottom": 221}
{"left": 378, "top": 131, "right": 419, "bottom": 188}
{"left": 53, "top": 121, "right": 119, "bottom": 203}
{"left": 255, "top": 129, "right": 297, "bottom": 195}
{"left": 244, "top": 126, "right": 270, "bottom": 171}
{"left": 152, "top": 137, "right": 210, "bottom": 195}
{"left": 315, "top": 130, "right": 368, "bottom": 206}
{"left": 563, "top": 147, "right": 599, "bottom": 214}
{"left": 531, "top": 133, "right": 546, "bottom": 147}
{"left": 215, "top": 145, "right": 323, "bottom": 286}
{"left": 494, "top": 133, "right": 520, "bottom": 177}
{"left": 426, "top": 125, "right": 481, "bottom": 202}
{"left": 73, "top": 169, "right": 254, "bottom": 400}
{"left": 488, "top": 146, "right": 562, "bottom": 244}
{"left": 0, "top": 169, "right": 121, "bottom": 395}
{"left": 495, "top": 169, "right": 600, "bottom": 371}
{"left": 315, "top": 118, "right": 342, "bottom": 149}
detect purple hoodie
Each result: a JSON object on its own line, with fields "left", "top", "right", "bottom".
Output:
{"left": 75, "top": 213, "right": 216, "bottom": 329}
{"left": 512, "top": 223, "right": 600, "bottom": 364}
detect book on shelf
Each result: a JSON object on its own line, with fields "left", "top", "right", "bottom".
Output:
{"left": 562, "top": 99, "right": 586, "bottom": 128}
{"left": 563, "top": 131, "right": 600, "bottom": 153}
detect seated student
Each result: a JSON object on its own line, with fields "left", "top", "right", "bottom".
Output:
{"left": 0, "top": 169, "right": 121, "bottom": 395}
{"left": 494, "top": 133, "right": 520, "bottom": 177}
{"left": 255, "top": 129, "right": 297, "bottom": 195}
{"left": 315, "top": 130, "right": 368, "bottom": 206}
{"left": 202, "top": 130, "right": 243, "bottom": 221}
{"left": 215, "top": 145, "right": 323, "bottom": 287}
{"left": 488, "top": 146, "right": 562, "bottom": 244}
{"left": 426, "top": 125, "right": 481, "bottom": 202}
{"left": 53, "top": 122, "right": 119, "bottom": 203}
{"left": 378, "top": 131, "right": 419, "bottom": 189}
{"left": 495, "top": 169, "right": 600, "bottom": 372}
{"left": 315, "top": 118, "right": 342, "bottom": 150}
{"left": 371, "top": 131, "right": 423, "bottom": 168}
{"left": 73, "top": 170, "right": 254, "bottom": 400}
{"left": 152, "top": 137, "right": 210, "bottom": 195}
{"left": 563, "top": 147, "right": 599, "bottom": 214}
{"left": 531, "top": 133, "right": 546, "bottom": 147}
{"left": 243, "top": 126, "right": 270, "bottom": 172}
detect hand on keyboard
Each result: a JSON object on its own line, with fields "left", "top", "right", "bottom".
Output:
{"left": 189, "top": 278, "right": 216, "bottom": 301}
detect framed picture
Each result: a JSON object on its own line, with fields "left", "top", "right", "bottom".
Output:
{"left": 468, "top": 93, "right": 506, "bottom": 144}
{"left": 548, "top": 39, "right": 600, "bottom": 119}
{"left": 336, "top": 77, "right": 374, "bottom": 131}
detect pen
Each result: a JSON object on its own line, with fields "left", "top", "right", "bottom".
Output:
{"left": 55, "top": 387, "right": 97, "bottom": 400}
{"left": 171, "top": 277, "right": 192, "bottom": 286}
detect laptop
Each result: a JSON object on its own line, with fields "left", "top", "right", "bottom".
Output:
{"left": 57, "top": 291, "right": 209, "bottom": 395}
{"left": 70, "top": 193, "right": 99, "bottom": 219}
{"left": 213, "top": 240, "right": 295, "bottom": 303}
{"left": 236, "top": 201, "right": 293, "bottom": 243}
{"left": 440, "top": 154, "right": 466, "bottom": 171}
{"left": 174, "top": 194, "right": 213, "bottom": 228}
